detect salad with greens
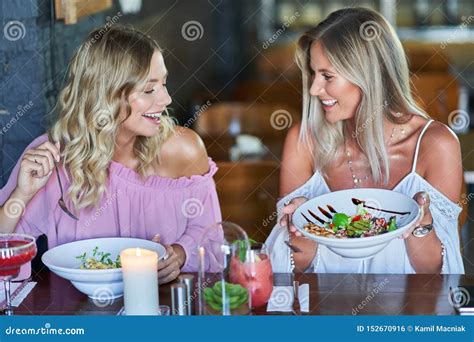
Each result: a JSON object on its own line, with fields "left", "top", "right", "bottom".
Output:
{"left": 76, "top": 246, "right": 121, "bottom": 269}
{"left": 304, "top": 204, "right": 398, "bottom": 238}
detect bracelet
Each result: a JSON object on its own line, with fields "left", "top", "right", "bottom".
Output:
{"left": 285, "top": 197, "right": 295, "bottom": 272}
{"left": 440, "top": 242, "right": 447, "bottom": 273}
{"left": 289, "top": 250, "right": 295, "bottom": 272}
{"left": 412, "top": 223, "right": 434, "bottom": 238}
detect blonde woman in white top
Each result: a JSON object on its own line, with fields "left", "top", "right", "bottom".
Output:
{"left": 266, "top": 7, "right": 464, "bottom": 274}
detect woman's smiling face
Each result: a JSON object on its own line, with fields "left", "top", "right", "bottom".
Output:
{"left": 309, "top": 41, "right": 361, "bottom": 124}
{"left": 119, "top": 50, "right": 172, "bottom": 138}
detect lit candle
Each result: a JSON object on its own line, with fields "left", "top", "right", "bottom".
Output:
{"left": 120, "top": 248, "right": 159, "bottom": 315}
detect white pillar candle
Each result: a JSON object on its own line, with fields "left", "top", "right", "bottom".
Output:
{"left": 120, "top": 248, "right": 159, "bottom": 315}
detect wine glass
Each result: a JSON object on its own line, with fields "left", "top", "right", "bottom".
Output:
{"left": 0, "top": 234, "right": 37, "bottom": 315}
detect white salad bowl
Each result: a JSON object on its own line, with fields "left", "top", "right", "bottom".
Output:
{"left": 42, "top": 237, "right": 166, "bottom": 299}
{"left": 293, "top": 188, "right": 421, "bottom": 259}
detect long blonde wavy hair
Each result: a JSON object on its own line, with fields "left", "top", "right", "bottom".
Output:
{"left": 295, "top": 7, "right": 428, "bottom": 184}
{"left": 50, "top": 25, "right": 175, "bottom": 210}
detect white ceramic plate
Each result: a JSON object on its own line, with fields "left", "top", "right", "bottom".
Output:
{"left": 293, "top": 188, "right": 421, "bottom": 259}
{"left": 42, "top": 237, "right": 166, "bottom": 299}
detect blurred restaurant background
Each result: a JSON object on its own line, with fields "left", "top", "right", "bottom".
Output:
{"left": 1, "top": 0, "right": 473, "bottom": 271}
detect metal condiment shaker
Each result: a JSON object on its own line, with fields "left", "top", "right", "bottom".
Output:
{"left": 178, "top": 274, "right": 194, "bottom": 315}
{"left": 170, "top": 283, "right": 187, "bottom": 316}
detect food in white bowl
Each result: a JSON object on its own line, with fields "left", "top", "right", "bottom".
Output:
{"left": 292, "top": 188, "right": 421, "bottom": 259}
{"left": 42, "top": 237, "right": 166, "bottom": 299}
{"left": 76, "top": 246, "right": 122, "bottom": 270}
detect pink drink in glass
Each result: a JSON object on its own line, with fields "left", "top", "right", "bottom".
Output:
{"left": 0, "top": 234, "right": 37, "bottom": 315}
{"left": 0, "top": 239, "right": 36, "bottom": 277}
{"left": 230, "top": 244, "right": 273, "bottom": 308}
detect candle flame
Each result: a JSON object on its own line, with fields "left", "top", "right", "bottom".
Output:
{"left": 136, "top": 247, "right": 141, "bottom": 256}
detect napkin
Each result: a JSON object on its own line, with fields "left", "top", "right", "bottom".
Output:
{"left": 0, "top": 281, "right": 36, "bottom": 308}
{"left": 236, "top": 135, "right": 264, "bottom": 155}
{"left": 266, "top": 284, "right": 310, "bottom": 312}
{"left": 229, "top": 134, "right": 265, "bottom": 161}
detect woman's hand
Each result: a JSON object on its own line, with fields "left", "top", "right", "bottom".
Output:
{"left": 0, "top": 140, "right": 60, "bottom": 233}
{"left": 15, "top": 141, "right": 60, "bottom": 200}
{"left": 402, "top": 191, "right": 432, "bottom": 239}
{"left": 404, "top": 191, "right": 443, "bottom": 273}
{"left": 279, "top": 196, "right": 308, "bottom": 237}
{"left": 279, "top": 196, "right": 318, "bottom": 271}
{"left": 157, "top": 245, "right": 182, "bottom": 284}
{"left": 152, "top": 234, "right": 186, "bottom": 284}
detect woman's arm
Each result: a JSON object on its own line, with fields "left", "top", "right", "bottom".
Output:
{"left": 280, "top": 124, "right": 314, "bottom": 196}
{"left": 405, "top": 122, "right": 463, "bottom": 273}
{"left": 0, "top": 141, "right": 60, "bottom": 233}
{"left": 157, "top": 127, "right": 221, "bottom": 282}
{"left": 280, "top": 124, "right": 318, "bottom": 271}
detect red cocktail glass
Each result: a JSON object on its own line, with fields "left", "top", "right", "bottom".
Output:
{"left": 0, "top": 234, "right": 36, "bottom": 315}
{"left": 229, "top": 243, "right": 273, "bottom": 308}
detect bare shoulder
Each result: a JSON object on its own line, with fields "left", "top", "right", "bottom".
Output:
{"left": 160, "top": 126, "right": 210, "bottom": 178}
{"left": 419, "top": 120, "right": 461, "bottom": 161}
{"left": 280, "top": 123, "right": 315, "bottom": 196}
{"left": 418, "top": 120, "right": 462, "bottom": 203}
{"left": 284, "top": 123, "right": 315, "bottom": 159}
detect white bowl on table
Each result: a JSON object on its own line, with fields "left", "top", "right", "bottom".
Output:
{"left": 292, "top": 188, "right": 421, "bottom": 259}
{"left": 42, "top": 237, "right": 166, "bottom": 299}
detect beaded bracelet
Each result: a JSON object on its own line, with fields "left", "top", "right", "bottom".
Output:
{"left": 284, "top": 198, "right": 296, "bottom": 272}
{"left": 289, "top": 250, "right": 295, "bottom": 272}
{"left": 440, "top": 242, "right": 447, "bottom": 273}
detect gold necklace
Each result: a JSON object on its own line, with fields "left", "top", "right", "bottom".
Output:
{"left": 346, "top": 126, "right": 405, "bottom": 188}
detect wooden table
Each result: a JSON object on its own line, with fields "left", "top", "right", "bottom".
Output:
{"left": 13, "top": 270, "right": 472, "bottom": 315}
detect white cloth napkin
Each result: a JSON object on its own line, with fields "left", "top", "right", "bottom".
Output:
{"left": 0, "top": 281, "right": 36, "bottom": 308}
{"left": 266, "top": 284, "right": 310, "bottom": 312}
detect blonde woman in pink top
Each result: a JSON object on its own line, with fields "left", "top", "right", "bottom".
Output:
{"left": 0, "top": 26, "right": 223, "bottom": 283}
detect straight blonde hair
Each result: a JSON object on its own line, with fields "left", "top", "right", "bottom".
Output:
{"left": 50, "top": 25, "right": 175, "bottom": 210}
{"left": 295, "top": 7, "right": 428, "bottom": 183}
